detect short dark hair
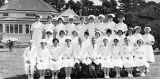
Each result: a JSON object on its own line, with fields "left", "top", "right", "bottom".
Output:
{"left": 117, "top": 30, "right": 124, "bottom": 35}
{"left": 84, "top": 31, "right": 89, "bottom": 36}
{"left": 80, "top": 17, "right": 84, "bottom": 20}
{"left": 59, "top": 30, "right": 65, "bottom": 35}
{"left": 47, "top": 15, "right": 53, "bottom": 20}
{"left": 52, "top": 38, "right": 59, "bottom": 43}
{"left": 46, "top": 31, "right": 52, "bottom": 35}
{"left": 106, "top": 29, "right": 112, "bottom": 34}
{"left": 113, "top": 39, "right": 119, "bottom": 42}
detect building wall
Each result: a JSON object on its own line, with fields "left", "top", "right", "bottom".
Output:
{"left": 0, "top": 12, "right": 58, "bottom": 18}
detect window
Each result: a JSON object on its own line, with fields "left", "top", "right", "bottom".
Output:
{"left": 5, "top": 24, "right": 23, "bottom": 34}
{"left": 19, "top": 24, "right": 23, "bottom": 34}
{"left": 10, "top": 24, "right": 14, "bottom": 33}
{"left": 26, "top": 13, "right": 36, "bottom": 17}
{"left": 25, "top": 24, "right": 31, "bottom": 34}
{"left": 5, "top": 24, "right": 9, "bottom": 33}
{"left": 3, "top": 13, "right": 9, "bottom": 16}
{"left": 14, "top": 24, "right": 18, "bottom": 34}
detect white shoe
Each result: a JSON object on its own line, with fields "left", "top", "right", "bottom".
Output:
{"left": 52, "top": 77, "right": 55, "bottom": 79}
{"left": 65, "top": 77, "right": 68, "bottom": 79}
{"left": 106, "top": 76, "right": 110, "bottom": 78}
{"left": 141, "top": 73, "right": 146, "bottom": 76}
{"left": 68, "top": 77, "right": 71, "bottom": 79}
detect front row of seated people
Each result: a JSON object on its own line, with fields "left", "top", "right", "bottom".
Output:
{"left": 24, "top": 31, "right": 150, "bottom": 79}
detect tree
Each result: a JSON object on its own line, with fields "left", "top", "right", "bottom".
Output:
{"left": 0, "top": 0, "right": 5, "bottom": 7}
{"left": 118, "top": 0, "right": 147, "bottom": 12}
{"left": 100, "top": 0, "right": 118, "bottom": 14}
{"left": 43, "top": 0, "right": 66, "bottom": 12}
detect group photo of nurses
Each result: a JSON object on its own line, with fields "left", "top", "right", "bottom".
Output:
{"left": 23, "top": 14, "right": 155, "bottom": 79}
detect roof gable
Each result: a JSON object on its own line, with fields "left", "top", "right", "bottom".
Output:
{"left": 58, "top": 8, "right": 79, "bottom": 18}
{"left": 0, "top": 0, "right": 58, "bottom": 13}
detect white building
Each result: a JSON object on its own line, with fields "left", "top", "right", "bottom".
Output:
{"left": 0, "top": 0, "right": 59, "bottom": 42}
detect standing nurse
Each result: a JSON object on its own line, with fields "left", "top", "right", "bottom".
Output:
{"left": 31, "top": 15, "right": 44, "bottom": 48}
{"left": 143, "top": 27, "right": 155, "bottom": 63}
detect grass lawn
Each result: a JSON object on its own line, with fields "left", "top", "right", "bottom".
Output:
{"left": 0, "top": 48, "right": 160, "bottom": 79}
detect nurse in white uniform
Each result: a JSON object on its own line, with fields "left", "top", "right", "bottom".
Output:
{"left": 143, "top": 27, "right": 155, "bottom": 63}
{"left": 55, "top": 17, "right": 66, "bottom": 38}
{"left": 114, "top": 15, "right": 128, "bottom": 34}
{"left": 96, "top": 14, "right": 105, "bottom": 33}
{"left": 105, "top": 14, "right": 116, "bottom": 35}
{"left": 36, "top": 39, "right": 50, "bottom": 79}
{"left": 23, "top": 40, "right": 37, "bottom": 79}
{"left": 126, "top": 28, "right": 136, "bottom": 46}
{"left": 66, "top": 16, "right": 77, "bottom": 36}
{"left": 134, "top": 39, "right": 149, "bottom": 76}
{"left": 111, "top": 38, "right": 123, "bottom": 77}
{"left": 31, "top": 15, "right": 44, "bottom": 48}
{"left": 49, "top": 38, "right": 63, "bottom": 79}
{"left": 87, "top": 15, "right": 96, "bottom": 38}
{"left": 103, "top": 29, "right": 114, "bottom": 48}
{"left": 95, "top": 31, "right": 102, "bottom": 47}
{"left": 82, "top": 31, "right": 91, "bottom": 48}
{"left": 57, "top": 30, "right": 66, "bottom": 48}
{"left": 46, "top": 30, "right": 54, "bottom": 47}
{"left": 44, "top": 15, "right": 56, "bottom": 38}
{"left": 77, "top": 17, "right": 87, "bottom": 38}
{"left": 100, "top": 37, "right": 113, "bottom": 79}
{"left": 62, "top": 36, "right": 74, "bottom": 79}
{"left": 71, "top": 31, "right": 79, "bottom": 47}
{"left": 115, "top": 30, "right": 125, "bottom": 46}
{"left": 133, "top": 26, "right": 143, "bottom": 42}
{"left": 121, "top": 38, "right": 135, "bottom": 77}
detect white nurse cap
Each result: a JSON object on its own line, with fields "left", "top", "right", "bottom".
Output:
{"left": 40, "top": 39, "right": 47, "bottom": 43}
{"left": 98, "top": 14, "right": 105, "bottom": 19}
{"left": 29, "top": 40, "right": 34, "bottom": 43}
{"left": 108, "top": 14, "right": 115, "bottom": 18}
{"left": 144, "top": 27, "right": 151, "bottom": 31}
{"left": 88, "top": 15, "right": 95, "bottom": 19}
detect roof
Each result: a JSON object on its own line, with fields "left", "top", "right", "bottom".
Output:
{"left": 0, "top": 0, "right": 58, "bottom": 13}
{"left": 57, "top": 8, "right": 79, "bottom": 19}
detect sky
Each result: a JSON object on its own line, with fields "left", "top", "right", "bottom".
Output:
{"left": 65, "top": 0, "right": 160, "bottom": 5}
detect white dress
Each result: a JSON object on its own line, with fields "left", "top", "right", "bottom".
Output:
{"left": 76, "top": 23, "right": 87, "bottom": 37}
{"left": 114, "top": 22, "right": 128, "bottom": 32}
{"left": 36, "top": 47, "right": 50, "bottom": 70}
{"left": 44, "top": 23, "right": 55, "bottom": 37}
{"left": 46, "top": 36, "right": 53, "bottom": 47}
{"left": 66, "top": 23, "right": 77, "bottom": 36}
{"left": 100, "top": 45, "right": 113, "bottom": 68}
{"left": 55, "top": 23, "right": 66, "bottom": 38}
{"left": 105, "top": 21, "right": 116, "bottom": 32}
{"left": 62, "top": 45, "right": 74, "bottom": 67}
{"left": 133, "top": 33, "right": 143, "bottom": 42}
{"left": 121, "top": 44, "right": 135, "bottom": 68}
{"left": 143, "top": 34, "right": 155, "bottom": 63}
{"left": 82, "top": 37, "right": 91, "bottom": 48}
{"left": 57, "top": 36, "right": 66, "bottom": 48}
{"left": 96, "top": 22, "right": 105, "bottom": 32}
{"left": 71, "top": 37, "right": 79, "bottom": 47}
{"left": 134, "top": 46, "right": 149, "bottom": 67}
{"left": 115, "top": 35, "right": 125, "bottom": 46}
{"left": 44, "top": 23, "right": 55, "bottom": 31}
{"left": 127, "top": 35, "right": 136, "bottom": 45}
{"left": 111, "top": 44, "right": 123, "bottom": 68}
{"left": 23, "top": 45, "right": 37, "bottom": 74}
{"left": 31, "top": 22, "right": 44, "bottom": 47}
{"left": 87, "top": 22, "right": 96, "bottom": 37}
{"left": 49, "top": 46, "right": 63, "bottom": 71}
